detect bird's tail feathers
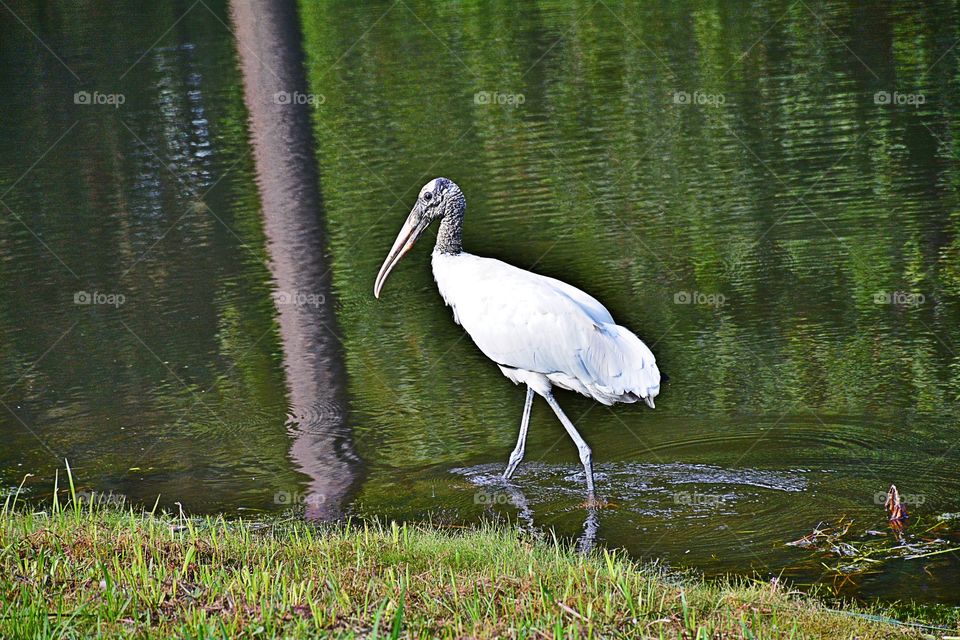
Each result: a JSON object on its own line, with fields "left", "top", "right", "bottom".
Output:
{"left": 610, "top": 324, "right": 661, "bottom": 404}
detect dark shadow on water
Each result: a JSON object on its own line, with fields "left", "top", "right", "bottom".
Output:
{"left": 230, "top": 0, "right": 362, "bottom": 520}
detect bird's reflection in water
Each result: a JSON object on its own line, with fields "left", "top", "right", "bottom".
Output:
{"left": 455, "top": 461, "right": 808, "bottom": 556}
{"left": 497, "top": 482, "right": 536, "bottom": 531}
{"left": 501, "top": 480, "right": 599, "bottom": 553}
{"left": 462, "top": 468, "right": 600, "bottom": 554}
{"left": 578, "top": 508, "right": 599, "bottom": 554}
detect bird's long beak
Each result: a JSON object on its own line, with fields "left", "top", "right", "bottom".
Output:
{"left": 373, "top": 207, "right": 430, "bottom": 298}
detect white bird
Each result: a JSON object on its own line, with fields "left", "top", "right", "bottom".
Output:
{"left": 374, "top": 177, "right": 661, "bottom": 497}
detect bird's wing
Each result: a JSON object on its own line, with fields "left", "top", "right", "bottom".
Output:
{"left": 435, "top": 254, "right": 659, "bottom": 401}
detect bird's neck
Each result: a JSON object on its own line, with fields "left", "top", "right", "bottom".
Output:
{"left": 434, "top": 212, "right": 463, "bottom": 255}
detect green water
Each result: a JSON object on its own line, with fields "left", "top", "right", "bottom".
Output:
{"left": 1, "top": 0, "right": 959, "bottom": 604}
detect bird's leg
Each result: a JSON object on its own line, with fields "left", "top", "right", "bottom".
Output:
{"left": 503, "top": 385, "right": 535, "bottom": 480}
{"left": 543, "top": 391, "right": 595, "bottom": 497}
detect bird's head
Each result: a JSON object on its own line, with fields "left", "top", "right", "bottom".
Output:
{"left": 374, "top": 177, "right": 464, "bottom": 298}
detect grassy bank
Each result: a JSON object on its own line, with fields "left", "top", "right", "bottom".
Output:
{"left": 0, "top": 494, "right": 949, "bottom": 638}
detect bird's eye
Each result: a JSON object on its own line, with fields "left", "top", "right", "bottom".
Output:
{"left": 422, "top": 192, "right": 433, "bottom": 202}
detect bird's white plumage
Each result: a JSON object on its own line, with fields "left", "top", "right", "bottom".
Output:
{"left": 432, "top": 251, "right": 660, "bottom": 406}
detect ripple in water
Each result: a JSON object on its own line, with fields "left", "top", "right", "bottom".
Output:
{"left": 286, "top": 399, "right": 348, "bottom": 435}
{"left": 452, "top": 461, "right": 807, "bottom": 519}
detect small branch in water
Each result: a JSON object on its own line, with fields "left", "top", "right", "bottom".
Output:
{"left": 883, "top": 484, "right": 908, "bottom": 523}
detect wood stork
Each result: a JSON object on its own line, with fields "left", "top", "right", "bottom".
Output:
{"left": 374, "top": 177, "right": 661, "bottom": 497}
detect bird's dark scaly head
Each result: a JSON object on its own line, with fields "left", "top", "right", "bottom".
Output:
{"left": 374, "top": 177, "right": 464, "bottom": 298}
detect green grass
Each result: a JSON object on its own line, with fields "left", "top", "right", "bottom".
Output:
{"left": 0, "top": 479, "right": 951, "bottom": 638}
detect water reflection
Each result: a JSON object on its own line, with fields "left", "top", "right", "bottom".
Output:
{"left": 230, "top": 0, "right": 361, "bottom": 519}
{"left": 0, "top": 0, "right": 309, "bottom": 511}
{"left": 454, "top": 460, "right": 810, "bottom": 559}
{"left": 452, "top": 466, "right": 599, "bottom": 553}
{"left": 298, "top": 0, "right": 960, "bottom": 602}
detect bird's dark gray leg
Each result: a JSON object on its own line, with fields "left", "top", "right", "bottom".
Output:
{"left": 503, "top": 385, "right": 535, "bottom": 479}
{"left": 543, "top": 391, "right": 595, "bottom": 496}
